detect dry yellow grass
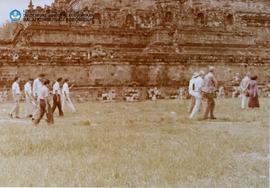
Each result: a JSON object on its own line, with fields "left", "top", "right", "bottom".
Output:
{"left": 0, "top": 98, "right": 268, "bottom": 187}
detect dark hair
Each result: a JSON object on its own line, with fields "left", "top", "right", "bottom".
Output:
{"left": 43, "top": 79, "right": 50, "bottom": 85}
{"left": 251, "top": 75, "right": 258, "bottom": 80}
{"left": 57, "top": 77, "right": 63, "bottom": 82}
{"left": 39, "top": 73, "right": 46, "bottom": 77}
{"left": 14, "top": 76, "right": 20, "bottom": 82}
{"left": 64, "top": 78, "right": 69, "bottom": 82}
{"left": 29, "top": 78, "right": 34, "bottom": 81}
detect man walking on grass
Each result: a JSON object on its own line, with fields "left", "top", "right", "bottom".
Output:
{"left": 201, "top": 66, "right": 218, "bottom": 120}
{"left": 24, "top": 78, "right": 34, "bottom": 118}
{"left": 189, "top": 71, "right": 204, "bottom": 119}
{"left": 52, "top": 77, "right": 64, "bottom": 117}
{"left": 34, "top": 80, "right": 54, "bottom": 125}
{"left": 9, "top": 76, "right": 21, "bottom": 119}
{"left": 188, "top": 72, "right": 197, "bottom": 114}
{"left": 32, "top": 73, "right": 45, "bottom": 119}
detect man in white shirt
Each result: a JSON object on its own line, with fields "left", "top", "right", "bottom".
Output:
{"left": 32, "top": 74, "right": 45, "bottom": 119}
{"left": 62, "top": 79, "right": 76, "bottom": 113}
{"left": 24, "top": 78, "right": 34, "bottom": 118}
{"left": 189, "top": 71, "right": 204, "bottom": 119}
{"left": 240, "top": 72, "right": 251, "bottom": 109}
{"left": 33, "top": 74, "right": 45, "bottom": 99}
{"left": 9, "top": 76, "right": 21, "bottom": 118}
{"left": 52, "top": 77, "right": 64, "bottom": 116}
{"left": 188, "top": 72, "right": 198, "bottom": 114}
{"left": 34, "top": 80, "right": 53, "bottom": 125}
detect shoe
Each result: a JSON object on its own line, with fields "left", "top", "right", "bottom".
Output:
{"left": 209, "top": 117, "right": 217, "bottom": 120}
{"left": 9, "top": 113, "right": 13, "bottom": 119}
{"left": 15, "top": 116, "right": 21, "bottom": 119}
{"left": 28, "top": 115, "right": 33, "bottom": 118}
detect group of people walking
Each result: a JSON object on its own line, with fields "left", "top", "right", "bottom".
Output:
{"left": 8, "top": 68, "right": 260, "bottom": 124}
{"left": 188, "top": 66, "right": 260, "bottom": 120}
{"left": 9, "top": 74, "right": 76, "bottom": 125}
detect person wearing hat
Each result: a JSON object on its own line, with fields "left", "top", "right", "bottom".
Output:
{"left": 189, "top": 71, "right": 204, "bottom": 119}
{"left": 197, "top": 71, "right": 205, "bottom": 89}
{"left": 201, "top": 66, "right": 218, "bottom": 120}
{"left": 188, "top": 72, "right": 198, "bottom": 114}
{"left": 239, "top": 72, "right": 251, "bottom": 109}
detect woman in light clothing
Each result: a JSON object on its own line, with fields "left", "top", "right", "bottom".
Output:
{"left": 62, "top": 79, "right": 76, "bottom": 113}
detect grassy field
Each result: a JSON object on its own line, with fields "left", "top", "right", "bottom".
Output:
{"left": 0, "top": 98, "right": 268, "bottom": 187}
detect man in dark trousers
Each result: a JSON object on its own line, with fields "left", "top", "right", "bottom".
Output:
{"left": 34, "top": 79, "right": 54, "bottom": 125}
{"left": 52, "top": 77, "right": 64, "bottom": 117}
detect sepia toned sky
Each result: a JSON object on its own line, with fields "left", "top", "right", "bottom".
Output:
{"left": 0, "top": 0, "right": 54, "bottom": 25}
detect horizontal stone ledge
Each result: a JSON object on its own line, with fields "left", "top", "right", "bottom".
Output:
{"left": 15, "top": 42, "right": 269, "bottom": 48}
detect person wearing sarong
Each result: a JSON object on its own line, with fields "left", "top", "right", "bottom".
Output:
{"left": 248, "top": 75, "right": 260, "bottom": 109}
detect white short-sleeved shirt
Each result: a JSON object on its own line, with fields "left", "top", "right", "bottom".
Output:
{"left": 188, "top": 78, "right": 196, "bottom": 95}
{"left": 12, "top": 82, "right": 20, "bottom": 95}
{"left": 240, "top": 76, "right": 250, "bottom": 92}
{"left": 53, "top": 81, "right": 61, "bottom": 95}
{"left": 189, "top": 76, "right": 204, "bottom": 98}
{"left": 24, "top": 82, "right": 32, "bottom": 95}
{"left": 62, "top": 82, "right": 70, "bottom": 94}
{"left": 39, "top": 85, "right": 49, "bottom": 100}
{"left": 33, "top": 78, "right": 43, "bottom": 97}
{"left": 196, "top": 76, "right": 204, "bottom": 92}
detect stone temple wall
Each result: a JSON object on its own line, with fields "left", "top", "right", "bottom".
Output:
{"left": 0, "top": 0, "right": 269, "bottom": 100}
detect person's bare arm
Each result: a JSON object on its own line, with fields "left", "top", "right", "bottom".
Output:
{"left": 25, "top": 92, "right": 30, "bottom": 99}
{"left": 213, "top": 75, "right": 218, "bottom": 87}
{"left": 254, "top": 83, "right": 259, "bottom": 97}
{"left": 45, "top": 96, "right": 50, "bottom": 111}
{"left": 30, "top": 93, "right": 35, "bottom": 101}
